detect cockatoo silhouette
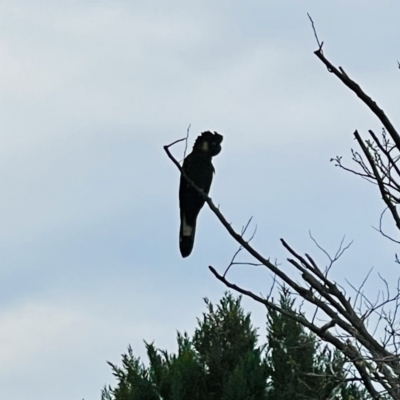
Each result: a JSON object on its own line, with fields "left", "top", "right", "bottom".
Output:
{"left": 179, "top": 131, "right": 223, "bottom": 257}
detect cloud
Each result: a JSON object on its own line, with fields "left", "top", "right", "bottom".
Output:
{"left": 0, "top": 300, "right": 86, "bottom": 373}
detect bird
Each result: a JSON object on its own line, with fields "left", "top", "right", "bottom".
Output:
{"left": 179, "top": 131, "right": 223, "bottom": 257}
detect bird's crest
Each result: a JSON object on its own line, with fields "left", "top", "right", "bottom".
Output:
{"left": 193, "top": 131, "right": 223, "bottom": 156}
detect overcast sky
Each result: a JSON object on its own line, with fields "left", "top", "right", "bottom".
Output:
{"left": 1, "top": 1, "right": 400, "bottom": 399}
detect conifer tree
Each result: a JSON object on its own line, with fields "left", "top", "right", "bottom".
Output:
{"left": 102, "top": 291, "right": 369, "bottom": 400}
{"left": 266, "top": 289, "right": 370, "bottom": 400}
{"left": 102, "top": 292, "right": 268, "bottom": 400}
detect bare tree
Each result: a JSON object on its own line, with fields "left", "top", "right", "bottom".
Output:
{"left": 164, "top": 17, "right": 400, "bottom": 400}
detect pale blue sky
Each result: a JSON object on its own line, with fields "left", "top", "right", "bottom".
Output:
{"left": 1, "top": 1, "right": 400, "bottom": 399}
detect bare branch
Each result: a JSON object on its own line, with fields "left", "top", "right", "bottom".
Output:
{"left": 183, "top": 124, "right": 191, "bottom": 160}
{"left": 314, "top": 50, "right": 400, "bottom": 150}
{"left": 354, "top": 130, "right": 400, "bottom": 231}
{"left": 372, "top": 208, "right": 400, "bottom": 244}
{"left": 307, "top": 13, "right": 324, "bottom": 51}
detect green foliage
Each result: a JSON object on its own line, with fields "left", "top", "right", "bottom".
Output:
{"left": 266, "top": 290, "right": 370, "bottom": 400}
{"left": 192, "top": 293, "right": 267, "bottom": 400}
{"left": 221, "top": 350, "right": 268, "bottom": 400}
{"left": 102, "top": 291, "right": 369, "bottom": 400}
{"left": 146, "top": 333, "right": 206, "bottom": 400}
{"left": 102, "top": 346, "right": 159, "bottom": 400}
{"left": 266, "top": 292, "right": 316, "bottom": 400}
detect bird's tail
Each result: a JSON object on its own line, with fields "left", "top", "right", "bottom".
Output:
{"left": 179, "top": 213, "right": 196, "bottom": 257}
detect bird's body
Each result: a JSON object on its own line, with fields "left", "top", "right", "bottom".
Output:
{"left": 179, "top": 131, "right": 223, "bottom": 257}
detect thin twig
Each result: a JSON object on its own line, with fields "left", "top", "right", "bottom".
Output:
{"left": 307, "top": 13, "right": 323, "bottom": 51}
{"left": 183, "top": 124, "right": 191, "bottom": 160}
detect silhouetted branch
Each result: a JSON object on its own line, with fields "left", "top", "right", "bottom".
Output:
{"left": 354, "top": 130, "right": 400, "bottom": 231}
{"left": 307, "top": 13, "right": 323, "bottom": 51}
{"left": 314, "top": 50, "right": 400, "bottom": 150}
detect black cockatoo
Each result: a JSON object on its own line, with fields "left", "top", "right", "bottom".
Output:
{"left": 179, "top": 131, "right": 223, "bottom": 257}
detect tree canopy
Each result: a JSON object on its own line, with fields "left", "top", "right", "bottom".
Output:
{"left": 102, "top": 291, "right": 368, "bottom": 400}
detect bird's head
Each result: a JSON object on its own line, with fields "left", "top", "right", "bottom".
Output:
{"left": 194, "top": 131, "right": 223, "bottom": 156}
